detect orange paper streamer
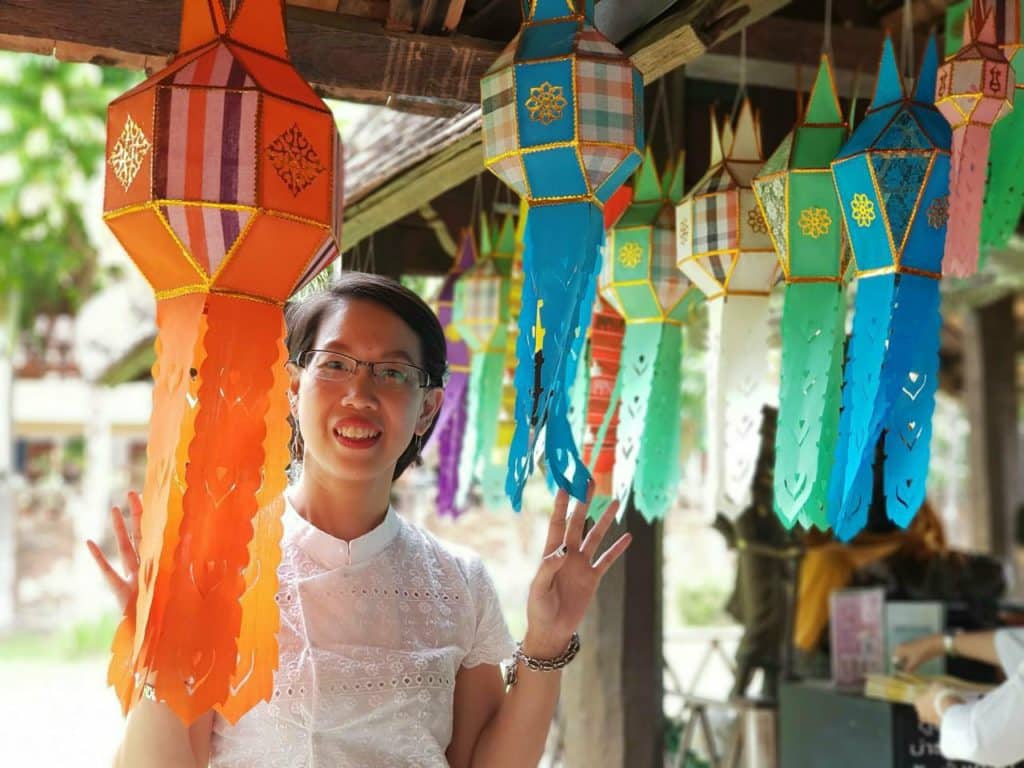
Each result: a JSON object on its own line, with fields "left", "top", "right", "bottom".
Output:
{"left": 103, "top": 0, "right": 342, "bottom": 723}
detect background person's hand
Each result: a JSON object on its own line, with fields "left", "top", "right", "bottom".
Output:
{"left": 85, "top": 491, "right": 143, "bottom": 614}
{"left": 892, "top": 633, "right": 944, "bottom": 673}
{"left": 914, "top": 682, "right": 963, "bottom": 727}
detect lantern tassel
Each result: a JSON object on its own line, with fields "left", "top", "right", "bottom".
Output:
{"left": 828, "top": 273, "right": 940, "bottom": 540}
{"left": 457, "top": 351, "right": 507, "bottom": 507}
{"left": 507, "top": 203, "right": 602, "bottom": 509}
{"left": 437, "top": 378, "right": 469, "bottom": 517}
{"left": 631, "top": 323, "right": 684, "bottom": 522}
{"left": 774, "top": 282, "right": 846, "bottom": 531}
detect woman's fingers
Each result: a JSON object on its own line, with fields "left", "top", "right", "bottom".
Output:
{"left": 543, "top": 489, "right": 571, "bottom": 555}
{"left": 111, "top": 505, "right": 139, "bottom": 576}
{"left": 581, "top": 498, "right": 620, "bottom": 560}
{"left": 593, "top": 533, "right": 633, "bottom": 577}
{"left": 86, "top": 539, "right": 131, "bottom": 611}
{"left": 564, "top": 482, "right": 594, "bottom": 550}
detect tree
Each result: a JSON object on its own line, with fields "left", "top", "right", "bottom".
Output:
{"left": 0, "top": 52, "right": 137, "bottom": 630}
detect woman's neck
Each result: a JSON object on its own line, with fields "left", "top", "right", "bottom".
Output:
{"left": 289, "top": 461, "right": 393, "bottom": 541}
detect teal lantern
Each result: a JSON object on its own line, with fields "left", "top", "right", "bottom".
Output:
{"left": 481, "top": 0, "right": 644, "bottom": 509}
{"left": 829, "top": 36, "right": 951, "bottom": 541}
{"left": 753, "top": 56, "right": 849, "bottom": 531}
{"left": 600, "top": 150, "right": 702, "bottom": 520}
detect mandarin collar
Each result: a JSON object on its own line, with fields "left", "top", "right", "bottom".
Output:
{"left": 283, "top": 494, "right": 400, "bottom": 568}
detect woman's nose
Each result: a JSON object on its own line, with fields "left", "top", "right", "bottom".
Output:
{"left": 338, "top": 367, "right": 378, "bottom": 406}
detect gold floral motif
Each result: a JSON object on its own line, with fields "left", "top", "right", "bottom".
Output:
{"left": 850, "top": 193, "right": 876, "bottom": 228}
{"left": 677, "top": 218, "right": 689, "bottom": 246}
{"left": 747, "top": 207, "right": 768, "bottom": 234}
{"left": 266, "top": 123, "right": 326, "bottom": 196}
{"left": 618, "top": 242, "right": 643, "bottom": 268}
{"left": 927, "top": 195, "right": 949, "bottom": 229}
{"left": 798, "top": 207, "right": 832, "bottom": 239}
{"left": 109, "top": 115, "right": 151, "bottom": 191}
{"left": 525, "top": 82, "right": 568, "bottom": 125}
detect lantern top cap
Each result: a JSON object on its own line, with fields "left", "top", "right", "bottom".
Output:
{"left": 523, "top": 0, "right": 595, "bottom": 22}
{"left": 729, "top": 98, "right": 761, "bottom": 162}
{"left": 869, "top": 33, "right": 940, "bottom": 109}
{"left": 709, "top": 108, "right": 724, "bottom": 166}
{"left": 179, "top": 0, "right": 288, "bottom": 60}
{"left": 964, "top": 0, "right": 999, "bottom": 46}
{"left": 805, "top": 55, "right": 844, "bottom": 125}
{"left": 633, "top": 147, "right": 664, "bottom": 203}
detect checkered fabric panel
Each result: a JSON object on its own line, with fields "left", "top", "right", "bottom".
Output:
{"left": 577, "top": 59, "right": 634, "bottom": 145}
{"left": 650, "top": 228, "right": 689, "bottom": 311}
{"left": 482, "top": 69, "right": 518, "bottom": 160}
{"left": 460, "top": 274, "right": 503, "bottom": 349}
{"left": 488, "top": 155, "right": 529, "bottom": 198}
{"left": 582, "top": 144, "right": 628, "bottom": 190}
{"left": 692, "top": 191, "right": 738, "bottom": 255}
{"left": 577, "top": 25, "right": 622, "bottom": 57}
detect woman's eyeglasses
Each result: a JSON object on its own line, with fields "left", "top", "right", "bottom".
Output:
{"left": 296, "top": 349, "right": 435, "bottom": 390}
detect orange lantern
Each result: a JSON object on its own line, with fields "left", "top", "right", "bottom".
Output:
{"left": 102, "top": 0, "right": 342, "bottom": 724}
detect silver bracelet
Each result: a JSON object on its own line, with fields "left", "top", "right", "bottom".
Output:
{"left": 503, "top": 633, "right": 580, "bottom": 688}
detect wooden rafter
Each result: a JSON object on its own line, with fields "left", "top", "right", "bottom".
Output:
{"left": 342, "top": 0, "right": 793, "bottom": 251}
{"left": 0, "top": 0, "right": 501, "bottom": 114}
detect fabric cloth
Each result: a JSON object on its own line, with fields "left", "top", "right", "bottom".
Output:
{"left": 940, "top": 628, "right": 1024, "bottom": 766}
{"left": 210, "top": 495, "right": 516, "bottom": 767}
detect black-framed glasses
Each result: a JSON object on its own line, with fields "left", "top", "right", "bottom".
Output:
{"left": 296, "top": 349, "right": 436, "bottom": 390}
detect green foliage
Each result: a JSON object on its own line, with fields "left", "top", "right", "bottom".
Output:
{"left": 676, "top": 581, "right": 731, "bottom": 627}
{"left": 0, "top": 52, "right": 139, "bottom": 327}
{"left": 0, "top": 613, "right": 119, "bottom": 662}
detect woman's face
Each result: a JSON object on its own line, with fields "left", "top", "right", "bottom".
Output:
{"left": 288, "top": 298, "right": 443, "bottom": 484}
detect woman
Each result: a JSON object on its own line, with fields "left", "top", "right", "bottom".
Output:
{"left": 87, "top": 273, "right": 632, "bottom": 768}
{"left": 894, "top": 627, "right": 1024, "bottom": 766}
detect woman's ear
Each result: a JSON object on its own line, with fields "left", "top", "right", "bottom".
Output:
{"left": 286, "top": 361, "right": 301, "bottom": 417}
{"left": 416, "top": 387, "right": 444, "bottom": 434}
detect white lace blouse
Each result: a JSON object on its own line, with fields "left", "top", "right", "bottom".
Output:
{"left": 209, "top": 496, "right": 516, "bottom": 767}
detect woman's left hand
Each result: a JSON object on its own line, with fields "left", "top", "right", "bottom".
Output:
{"left": 522, "top": 486, "right": 632, "bottom": 658}
{"left": 914, "top": 683, "right": 963, "bottom": 727}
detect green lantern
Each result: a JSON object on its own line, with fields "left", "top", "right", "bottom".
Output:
{"left": 753, "top": 55, "right": 849, "bottom": 531}
{"left": 600, "top": 150, "right": 702, "bottom": 520}
{"left": 453, "top": 215, "right": 514, "bottom": 506}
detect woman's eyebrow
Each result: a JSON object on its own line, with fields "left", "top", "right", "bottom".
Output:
{"left": 321, "top": 340, "right": 414, "bottom": 363}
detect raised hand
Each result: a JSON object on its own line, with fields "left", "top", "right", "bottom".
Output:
{"left": 523, "top": 485, "right": 632, "bottom": 658}
{"left": 85, "top": 491, "right": 143, "bottom": 614}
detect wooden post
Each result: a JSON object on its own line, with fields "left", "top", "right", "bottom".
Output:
{"left": 962, "top": 295, "right": 1020, "bottom": 572}
{"left": 560, "top": 502, "right": 664, "bottom": 768}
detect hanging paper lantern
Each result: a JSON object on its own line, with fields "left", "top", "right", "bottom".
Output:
{"left": 434, "top": 229, "right": 477, "bottom": 517}
{"left": 676, "top": 100, "right": 778, "bottom": 518}
{"left": 829, "top": 36, "right": 951, "bottom": 541}
{"left": 935, "top": 0, "right": 1014, "bottom": 277}
{"left": 945, "top": 0, "right": 1024, "bottom": 253}
{"left": 752, "top": 55, "right": 849, "bottom": 531}
{"left": 102, "top": 0, "right": 342, "bottom": 723}
{"left": 601, "top": 150, "right": 701, "bottom": 520}
{"left": 453, "top": 215, "right": 514, "bottom": 507}
{"left": 481, "top": 0, "right": 643, "bottom": 509}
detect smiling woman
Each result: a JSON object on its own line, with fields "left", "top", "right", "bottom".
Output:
{"left": 88, "top": 271, "right": 632, "bottom": 768}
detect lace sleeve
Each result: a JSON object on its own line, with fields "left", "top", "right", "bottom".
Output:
{"left": 462, "top": 557, "right": 516, "bottom": 669}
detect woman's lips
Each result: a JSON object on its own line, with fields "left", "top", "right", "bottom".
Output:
{"left": 332, "top": 419, "right": 382, "bottom": 450}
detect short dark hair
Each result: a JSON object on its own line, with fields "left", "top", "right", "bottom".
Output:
{"left": 284, "top": 272, "right": 447, "bottom": 481}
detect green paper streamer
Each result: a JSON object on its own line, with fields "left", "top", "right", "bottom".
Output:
{"left": 460, "top": 350, "right": 506, "bottom": 507}
{"left": 633, "top": 323, "right": 683, "bottom": 522}
{"left": 774, "top": 283, "right": 846, "bottom": 530}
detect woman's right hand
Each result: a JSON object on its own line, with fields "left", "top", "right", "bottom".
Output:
{"left": 86, "top": 491, "right": 143, "bottom": 614}
{"left": 892, "top": 633, "right": 944, "bottom": 673}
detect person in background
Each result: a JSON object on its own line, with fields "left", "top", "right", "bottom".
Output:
{"left": 894, "top": 627, "right": 1024, "bottom": 766}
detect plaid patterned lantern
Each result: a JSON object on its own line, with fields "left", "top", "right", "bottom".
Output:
{"left": 676, "top": 100, "right": 778, "bottom": 517}
{"left": 753, "top": 56, "right": 849, "bottom": 531}
{"left": 453, "top": 215, "right": 514, "bottom": 507}
{"left": 434, "top": 229, "right": 477, "bottom": 517}
{"left": 936, "top": 0, "right": 1015, "bottom": 277}
{"left": 829, "top": 36, "right": 951, "bottom": 541}
{"left": 947, "top": 0, "right": 1024, "bottom": 253}
{"left": 102, "top": 0, "right": 342, "bottom": 724}
{"left": 600, "top": 151, "right": 701, "bottom": 520}
{"left": 481, "top": 0, "right": 643, "bottom": 509}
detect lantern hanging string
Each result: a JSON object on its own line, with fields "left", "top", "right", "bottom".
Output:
{"left": 822, "top": 0, "right": 833, "bottom": 58}
{"left": 901, "top": 0, "right": 915, "bottom": 85}
{"left": 730, "top": 28, "right": 748, "bottom": 122}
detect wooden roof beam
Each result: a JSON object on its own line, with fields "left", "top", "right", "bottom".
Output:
{"left": 341, "top": 0, "right": 793, "bottom": 251}
{"left": 0, "top": 0, "right": 501, "bottom": 115}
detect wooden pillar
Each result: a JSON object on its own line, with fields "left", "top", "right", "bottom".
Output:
{"left": 561, "top": 502, "right": 664, "bottom": 768}
{"left": 962, "top": 295, "right": 1020, "bottom": 572}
